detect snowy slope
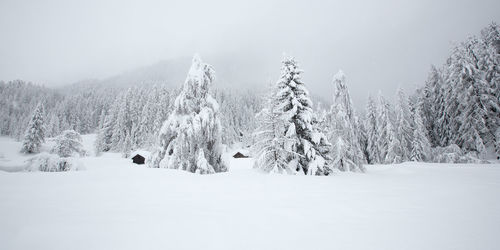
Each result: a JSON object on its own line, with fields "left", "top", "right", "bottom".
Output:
{"left": 0, "top": 135, "right": 499, "bottom": 250}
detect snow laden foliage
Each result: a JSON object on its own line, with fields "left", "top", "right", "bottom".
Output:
{"left": 252, "top": 89, "right": 296, "bottom": 174}
{"left": 394, "top": 88, "right": 413, "bottom": 161}
{"left": 325, "top": 71, "right": 365, "bottom": 172}
{"left": 253, "top": 57, "right": 331, "bottom": 175}
{"left": 375, "top": 92, "right": 406, "bottom": 164}
{"left": 364, "top": 95, "right": 380, "bottom": 164}
{"left": 420, "top": 23, "right": 499, "bottom": 158}
{"left": 411, "top": 104, "right": 431, "bottom": 161}
{"left": 195, "top": 149, "right": 215, "bottom": 174}
{"left": 94, "top": 85, "right": 172, "bottom": 155}
{"left": 215, "top": 89, "right": 261, "bottom": 147}
{"left": 0, "top": 81, "right": 60, "bottom": 139}
{"left": 375, "top": 94, "right": 392, "bottom": 163}
{"left": 51, "top": 130, "right": 87, "bottom": 157}
{"left": 431, "top": 144, "right": 487, "bottom": 164}
{"left": 148, "top": 55, "right": 227, "bottom": 174}
{"left": 26, "top": 153, "right": 84, "bottom": 172}
{"left": 357, "top": 116, "right": 370, "bottom": 164}
{"left": 20, "top": 103, "right": 46, "bottom": 154}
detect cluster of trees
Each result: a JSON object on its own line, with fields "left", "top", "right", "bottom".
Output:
{"left": 251, "top": 58, "right": 437, "bottom": 175}
{"left": 358, "top": 89, "right": 431, "bottom": 165}
{"left": 6, "top": 23, "right": 499, "bottom": 175}
{"left": 93, "top": 84, "right": 261, "bottom": 156}
{"left": 0, "top": 80, "right": 113, "bottom": 139}
{"left": 0, "top": 81, "right": 60, "bottom": 139}
{"left": 94, "top": 85, "right": 173, "bottom": 156}
{"left": 19, "top": 103, "right": 87, "bottom": 172}
{"left": 0, "top": 80, "right": 260, "bottom": 157}
{"left": 420, "top": 23, "right": 499, "bottom": 158}
{"left": 252, "top": 23, "right": 499, "bottom": 174}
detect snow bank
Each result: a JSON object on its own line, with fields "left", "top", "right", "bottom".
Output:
{"left": 1, "top": 136, "right": 499, "bottom": 250}
{"left": 26, "top": 153, "right": 84, "bottom": 172}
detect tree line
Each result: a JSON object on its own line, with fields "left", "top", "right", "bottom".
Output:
{"left": 5, "top": 23, "right": 499, "bottom": 174}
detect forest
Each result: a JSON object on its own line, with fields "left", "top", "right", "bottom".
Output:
{"left": 1, "top": 23, "right": 499, "bottom": 174}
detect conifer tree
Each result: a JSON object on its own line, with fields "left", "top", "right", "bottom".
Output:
{"left": 252, "top": 89, "right": 294, "bottom": 174}
{"left": 326, "top": 70, "right": 365, "bottom": 172}
{"left": 365, "top": 95, "right": 379, "bottom": 164}
{"left": 21, "top": 103, "right": 46, "bottom": 154}
{"left": 411, "top": 104, "right": 431, "bottom": 161}
{"left": 394, "top": 88, "right": 413, "bottom": 161}
{"left": 148, "top": 55, "right": 226, "bottom": 174}
{"left": 272, "top": 57, "right": 330, "bottom": 175}
{"left": 376, "top": 93, "right": 391, "bottom": 162}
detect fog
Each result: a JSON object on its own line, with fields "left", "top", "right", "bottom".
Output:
{"left": 1, "top": 0, "right": 499, "bottom": 106}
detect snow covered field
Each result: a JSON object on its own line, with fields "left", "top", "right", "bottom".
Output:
{"left": 1, "top": 135, "right": 499, "bottom": 250}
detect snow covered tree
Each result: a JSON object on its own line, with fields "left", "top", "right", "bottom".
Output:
{"left": 376, "top": 93, "right": 392, "bottom": 162}
{"left": 95, "top": 101, "right": 117, "bottom": 154}
{"left": 384, "top": 120, "right": 403, "bottom": 164}
{"left": 365, "top": 95, "right": 379, "bottom": 164}
{"left": 451, "top": 41, "right": 489, "bottom": 157}
{"left": 252, "top": 89, "right": 294, "bottom": 174}
{"left": 195, "top": 149, "right": 215, "bottom": 174}
{"left": 148, "top": 55, "right": 226, "bottom": 174}
{"left": 421, "top": 65, "right": 443, "bottom": 147}
{"left": 411, "top": 104, "right": 431, "bottom": 161}
{"left": 51, "top": 130, "right": 86, "bottom": 157}
{"left": 272, "top": 57, "right": 330, "bottom": 175}
{"left": 422, "top": 24, "right": 499, "bottom": 155}
{"left": 21, "top": 103, "right": 45, "bottom": 154}
{"left": 357, "top": 115, "right": 370, "bottom": 164}
{"left": 111, "top": 89, "right": 134, "bottom": 153}
{"left": 394, "top": 88, "right": 413, "bottom": 161}
{"left": 325, "top": 70, "right": 365, "bottom": 172}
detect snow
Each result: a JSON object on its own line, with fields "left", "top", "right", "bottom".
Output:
{"left": 1, "top": 135, "right": 500, "bottom": 250}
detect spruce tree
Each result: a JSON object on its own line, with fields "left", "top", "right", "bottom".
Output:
{"left": 411, "top": 104, "right": 431, "bottom": 161}
{"left": 365, "top": 95, "right": 379, "bottom": 164}
{"left": 394, "top": 88, "right": 413, "bottom": 161}
{"left": 148, "top": 55, "right": 226, "bottom": 174}
{"left": 385, "top": 121, "right": 403, "bottom": 164}
{"left": 376, "top": 93, "right": 391, "bottom": 162}
{"left": 273, "top": 57, "right": 330, "bottom": 175}
{"left": 454, "top": 41, "right": 489, "bottom": 157}
{"left": 326, "top": 70, "right": 365, "bottom": 172}
{"left": 252, "top": 89, "right": 294, "bottom": 174}
{"left": 21, "top": 103, "right": 45, "bottom": 154}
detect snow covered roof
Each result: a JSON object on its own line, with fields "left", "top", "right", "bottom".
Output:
{"left": 130, "top": 150, "right": 151, "bottom": 158}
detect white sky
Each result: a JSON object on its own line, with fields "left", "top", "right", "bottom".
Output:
{"left": 1, "top": 0, "right": 499, "bottom": 105}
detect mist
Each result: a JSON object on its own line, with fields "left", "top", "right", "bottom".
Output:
{"left": 1, "top": 0, "right": 499, "bottom": 106}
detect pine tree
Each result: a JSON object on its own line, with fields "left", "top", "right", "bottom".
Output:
{"left": 148, "top": 55, "right": 226, "bottom": 174}
{"left": 365, "top": 95, "right": 379, "bottom": 164}
{"left": 376, "top": 93, "right": 391, "bottom": 162}
{"left": 252, "top": 89, "right": 294, "bottom": 174}
{"left": 326, "top": 70, "right": 364, "bottom": 172}
{"left": 384, "top": 121, "right": 403, "bottom": 164}
{"left": 273, "top": 57, "right": 330, "bottom": 175}
{"left": 357, "top": 115, "right": 370, "bottom": 164}
{"left": 21, "top": 103, "right": 46, "bottom": 154}
{"left": 454, "top": 41, "right": 489, "bottom": 157}
{"left": 421, "top": 65, "right": 442, "bottom": 146}
{"left": 411, "top": 104, "right": 431, "bottom": 161}
{"left": 394, "top": 88, "right": 413, "bottom": 161}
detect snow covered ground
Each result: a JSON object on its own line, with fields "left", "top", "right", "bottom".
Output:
{"left": 0, "top": 135, "right": 499, "bottom": 250}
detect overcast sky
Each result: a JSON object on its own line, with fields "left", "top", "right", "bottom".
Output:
{"left": 1, "top": 0, "right": 499, "bottom": 106}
